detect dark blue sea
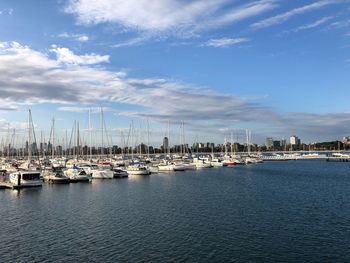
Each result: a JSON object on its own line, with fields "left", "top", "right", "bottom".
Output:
{"left": 1, "top": 160, "right": 350, "bottom": 262}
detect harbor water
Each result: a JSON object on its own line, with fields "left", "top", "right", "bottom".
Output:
{"left": 1, "top": 160, "right": 350, "bottom": 262}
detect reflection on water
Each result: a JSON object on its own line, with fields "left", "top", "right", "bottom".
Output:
{"left": 1, "top": 160, "right": 350, "bottom": 262}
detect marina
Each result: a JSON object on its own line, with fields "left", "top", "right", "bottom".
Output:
{"left": 1, "top": 1, "right": 350, "bottom": 262}
{"left": 1, "top": 151, "right": 349, "bottom": 190}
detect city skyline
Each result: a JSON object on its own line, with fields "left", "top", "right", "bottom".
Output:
{"left": 0, "top": 0, "right": 350, "bottom": 144}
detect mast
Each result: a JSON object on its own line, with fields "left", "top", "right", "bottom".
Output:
{"left": 72, "top": 121, "right": 76, "bottom": 158}
{"left": 167, "top": 120, "right": 170, "bottom": 156}
{"left": 147, "top": 119, "right": 150, "bottom": 159}
{"left": 40, "top": 130, "right": 43, "bottom": 159}
{"left": 250, "top": 130, "right": 252, "bottom": 154}
{"left": 77, "top": 121, "right": 80, "bottom": 161}
{"left": 89, "top": 109, "right": 92, "bottom": 161}
{"left": 9, "top": 128, "right": 15, "bottom": 160}
{"left": 139, "top": 124, "right": 142, "bottom": 157}
{"left": 28, "top": 109, "right": 32, "bottom": 165}
{"left": 65, "top": 129, "right": 68, "bottom": 159}
{"left": 246, "top": 129, "right": 251, "bottom": 156}
{"left": 131, "top": 120, "right": 134, "bottom": 160}
{"left": 224, "top": 137, "right": 227, "bottom": 156}
{"left": 230, "top": 132, "right": 233, "bottom": 156}
{"left": 182, "top": 121, "right": 186, "bottom": 155}
{"left": 6, "top": 123, "right": 10, "bottom": 159}
{"left": 100, "top": 107, "right": 104, "bottom": 159}
{"left": 52, "top": 117, "right": 55, "bottom": 159}
{"left": 120, "top": 130, "right": 124, "bottom": 159}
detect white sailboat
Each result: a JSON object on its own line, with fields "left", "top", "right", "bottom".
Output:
{"left": 9, "top": 110, "right": 42, "bottom": 188}
{"left": 192, "top": 158, "right": 212, "bottom": 169}
{"left": 64, "top": 166, "right": 90, "bottom": 182}
{"left": 65, "top": 121, "right": 90, "bottom": 182}
{"left": 91, "top": 165, "right": 114, "bottom": 179}
{"left": 42, "top": 167, "right": 70, "bottom": 184}
{"left": 127, "top": 163, "right": 150, "bottom": 175}
{"left": 42, "top": 118, "right": 70, "bottom": 184}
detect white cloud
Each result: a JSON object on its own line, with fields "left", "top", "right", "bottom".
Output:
{"left": 251, "top": 0, "right": 345, "bottom": 29}
{"left": 328, "top": 19, "right": 350, "bottom": 29}
{"left": 77, "top": 35, "right": 89, "bottom": 42}
{"left": 0, "top": 8, "right": 13, "bottom": 15}
{"left": 57, "top": 32, "right": 89, "bottom": 42}
{"left": 112, "top": 36, "right": 149, "bottom": 48}
{"left": 0, "top": 118, "right": 27, "bottom": 133}
{"left": 202, "top": 37, "right": 249, "bottom": 48}
{"left": 0, "top": 40, "right": 276, "bottom": 125}
{"left": 206, "top": 0, "right": 278, "bottom": 29}
{"left": 0, "top": 98, "right": 19, "bottom": 111}
{"left": 65, "top": 0, "right": 278, "bottom": 35}
{"left": 58, "top": 106, "right": 111, "bottom": 113}
{"left": 1, "top": 40, "right": 350, "bottom": 140}
{"left": 50, "top": 46, "right": 109, "bottom": 65}
{"left": 292, "top": 16, "right": 334, "bottom": 32}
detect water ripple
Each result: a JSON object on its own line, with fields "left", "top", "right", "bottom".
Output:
{"left": 1, "top": 161, "right": 350, "bottom": 262}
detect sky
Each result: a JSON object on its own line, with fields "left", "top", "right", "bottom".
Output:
{"left": 0, "top": 0, "right": 349, "bottom": 147}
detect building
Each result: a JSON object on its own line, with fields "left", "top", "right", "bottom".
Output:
{"left": 343, "top": 137, "right": 350, "bottom": 145}
{"left": 290, "top": 135, "right": 300, "bottom": 146}
{"left": 280, "top": 139, "right": 287, "bottom": 148}
{"left": 266, "top": 137, "right": 274, "bottom": 149}
{"left": 273, "top": 140, "right": 281, "bottom": 148}
{"left": 162, "top": 137, "right": 169, "bottom": 152}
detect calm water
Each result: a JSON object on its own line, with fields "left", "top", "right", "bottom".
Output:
{"left": 1, "top": 160, "right": 350, "bottom": 262}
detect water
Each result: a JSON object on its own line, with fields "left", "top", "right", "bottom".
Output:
{"left": 1, "top": 160, "right": 350, "bottom": 262}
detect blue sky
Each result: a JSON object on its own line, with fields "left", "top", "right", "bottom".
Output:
{"left": 0, "top": 0, "right": 350, "bottom": 146}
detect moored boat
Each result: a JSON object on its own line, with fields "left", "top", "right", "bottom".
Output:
{"left": 9, "top": 170, "right": 42, "bottom": 188}
{"left": 127, "top": 164, "right": 150, "bottom": 175}
{"left": 113, "top": 168, "right": 129, "bottom": 178}
{"left": 42, "top": 167, "right": 70, "bottom": 184}
{"left": 64, "top": 167, "right": 90, "bottom": 182}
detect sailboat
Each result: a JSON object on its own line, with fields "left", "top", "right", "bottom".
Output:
{"left": 127, "top": 163, "right": 150, "bottom": 175}
{"left": 9, "top": 110, "right": 42, "bottom": 188}
{"left": 91, "top": 108, "right": 114, "bottom": 179}
{"left": 65, "top": 121, "right": 90, "bottom": 182}
{"left": 42, "top": 117, "right": 70, "bottom": 184}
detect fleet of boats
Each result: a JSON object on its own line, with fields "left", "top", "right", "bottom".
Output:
{"left": 2, "top": 151, "right": 350, "bottom": 190}
{"left": 1, "top": 109, "right": 348, "bottom": 190}
{"left": 0, "top": 151, "right": 266, "bottom": 189}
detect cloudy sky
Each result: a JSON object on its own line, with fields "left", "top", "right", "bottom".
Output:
{"left": 0, "top": 0, "right": 350, "bottom": 146}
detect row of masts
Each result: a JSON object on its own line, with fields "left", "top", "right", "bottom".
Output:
{"left": 1, "top": 109, "right": 253, "bottom": 160}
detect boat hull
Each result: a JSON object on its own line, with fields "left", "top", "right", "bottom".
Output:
{"left": 127, "top": 170, "right": 150, "bottom": 175}
{"left": 44, "top": 177, "right": 70, "bottom": 184}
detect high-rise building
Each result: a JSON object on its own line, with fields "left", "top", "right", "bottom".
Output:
{"left": 273, "top": 140, "right": 281, "bottom": 148}
{"left": 290, "top": 135, "right": 300, "bottom": 145}
{"left": 266, "top": 137, "right": 274, "bottom": 149}
{"left": 280, "top": 139, "right": 287, "bottom": 147}
{"left": 163, "top": 137, "right": 169, "bottom": 152}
